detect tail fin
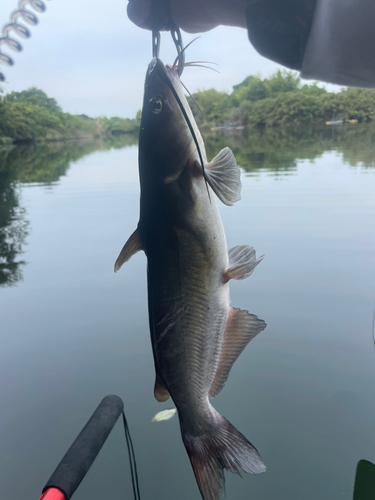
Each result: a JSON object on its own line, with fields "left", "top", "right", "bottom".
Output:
{"left": 181, "top": 407, "right": 265, "bottom": 500}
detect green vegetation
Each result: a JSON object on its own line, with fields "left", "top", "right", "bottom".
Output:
{"left": 0, "top": 87, "right": 139, "bottom": 144}
{"left": 189, "top": 70, "right": 375, "bottom": 127}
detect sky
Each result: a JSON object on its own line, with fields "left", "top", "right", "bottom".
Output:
{"left": 0, "top": 0, "right": 338, "bottom": 118}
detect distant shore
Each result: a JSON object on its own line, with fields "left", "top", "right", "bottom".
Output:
{"left": 0, "top": 130, "right": 138, "bottom": 147}
{"left": 0, "top": 87, "right": 139, "bottom": 146}
{"left": 3, "top": 72, "right": 375, "bottom": 146}
{"left": 188, "top": 70, "right": 375, "bottom": 129}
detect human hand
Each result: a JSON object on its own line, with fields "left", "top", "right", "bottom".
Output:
{"left": 127, "top": 0, "right": 247, "bottom": 34}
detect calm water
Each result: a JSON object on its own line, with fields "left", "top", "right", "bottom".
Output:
{"left": 1, "top": 125, "right": 375, "bottom": 500}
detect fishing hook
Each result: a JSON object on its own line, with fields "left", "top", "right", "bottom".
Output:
{"left": 0, "top": 0, "right": 51, "bottom": 82}
{"left": 151, "top": 22, "right": 184, "bottom": 76}
{"left": 152, "top": 30, "right": 160, "bottom": 59}
{"left": 170, "top": 22, "right": 184, "bottom": 76}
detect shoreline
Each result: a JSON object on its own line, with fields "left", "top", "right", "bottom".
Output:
{"left": 0, "top": 130, "right": 138, "bottom": 147}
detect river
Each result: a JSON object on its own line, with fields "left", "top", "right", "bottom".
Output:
{"left": 1, "top": 124, "right": 375, "bottom": 500}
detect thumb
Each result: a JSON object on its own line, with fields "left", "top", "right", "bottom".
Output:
{"left": 127, "top": 0, "right": 171, "bottom": 31}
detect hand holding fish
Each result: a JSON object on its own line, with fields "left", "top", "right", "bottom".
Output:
{"left": 127, "top": 0, "right": 247, "bottom": 33}
{"left": 127, "top": 0, "right": 375, "bottom": 89}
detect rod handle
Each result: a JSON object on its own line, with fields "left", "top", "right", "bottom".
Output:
{"left": 41, "top": 395, "right": 124, "bottom": 500}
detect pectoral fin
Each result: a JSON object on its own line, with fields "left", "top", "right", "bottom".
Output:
{"left": 114, "top": 227, "right": 144, "bottom": 272}
{"left": 205, "top": 147, "right": 241, "bottom": 206}
{"left": 209, "top": 308, "right": 266, "bottom": 398}
{"left": 224, "top": 245, "right": 264, "bottom": 281}
{"left": 154, "top": 374, "right": 170, "bottom": 402}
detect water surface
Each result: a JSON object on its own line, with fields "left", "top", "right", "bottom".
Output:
{"left": 1, "top": 126, "right": 375, "bottom": 500}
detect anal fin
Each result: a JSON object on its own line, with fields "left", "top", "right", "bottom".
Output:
{"left": 209, "top": 308, "right": 266, "bottom": 398}
{"left": 205, "top": 147, "right": 241, "bottom": 206}
{"left": 154, "top": 374, "right": 170, "bottom": 402}
{"left": 114, "top": 227, "right": 144, "bottom": 272}
{"left": 224, "top": 245, "right": 264, "bottom": 281}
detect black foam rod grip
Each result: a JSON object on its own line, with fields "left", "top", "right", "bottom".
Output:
{"left": 42, "top": 395, "right": 124, "bottom": 500}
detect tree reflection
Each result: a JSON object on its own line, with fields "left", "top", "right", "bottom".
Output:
{"left": 0, "top": 173, "right": 27, "bottom": 286}
{"left": 0, "top": 135, "right": 138, "bottom": 286}
{"left": 204, "top": 123, "right": 375, "bottom": 175}
{"left": 1, "top": 123, "right": 374, "bottom": 287}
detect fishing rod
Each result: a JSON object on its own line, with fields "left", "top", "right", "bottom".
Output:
{"left": 0, "top": 0, "right": 51, "bottom": 82}
{"left": 38, "top": 395, "right": 140, "bottom": 500}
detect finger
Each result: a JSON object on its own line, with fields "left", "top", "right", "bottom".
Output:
{"left": 127, "top": 0, "right": 153, "bottom": 30}
{"left": 170, "top": 0, "right": 247, "bottom": 33}
{"left": 170, "top": 0, "right": 219, "bottom": 33}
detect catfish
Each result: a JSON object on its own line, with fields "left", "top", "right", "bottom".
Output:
{"left": 115, "top": 57, "right": 266, "bottom": 500}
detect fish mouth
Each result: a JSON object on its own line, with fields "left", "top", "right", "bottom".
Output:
{"left": 146, "top": 57, "right": 160, "bottom": 79}
{"left": 146, "top": 57, "right": 174, "bottom": 84}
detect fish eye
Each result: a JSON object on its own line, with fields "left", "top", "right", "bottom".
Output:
{"left": 150, "top": 98, "right": 162, "bottom": 114}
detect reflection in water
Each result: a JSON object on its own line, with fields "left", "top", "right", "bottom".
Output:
{"left": 204, "top": 123, "right": 375, "bottom": 175}
{"left": 0, "top": 135, "right": 138, "bottom": 185}
{"left": 0, "top": 135, "right": 137, "bottom": 286}
{"left": 0, "top": 173, "right": 27, "bottom": 286}
{"left": 1, "top": 124, "right": 374, "bottom": 287}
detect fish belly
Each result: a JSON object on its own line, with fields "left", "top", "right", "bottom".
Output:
{"left": 144, "top": 196, "right": 229, "bottom": 420}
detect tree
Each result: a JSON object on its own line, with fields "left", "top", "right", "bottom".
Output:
{"left": 4, "top": 87, "right": 61, "bottom": 114}
{"left": 264, "top": 69, "right": 301, "bottom": 97}
{"left": 190, "top": 89, "right": 231, "bottom": 125}
{"left": 231, "top": 75, "right": 268, "bottom": 107}
{"left": 0, "top": 85, "right": 6, "bottom": 125}
{"left": 233, "top": 75, "right": 254, "bottom": 91}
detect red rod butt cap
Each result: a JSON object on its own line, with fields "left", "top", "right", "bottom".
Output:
{"left": 39, "top": 488, "right": 66, "bottom": 500}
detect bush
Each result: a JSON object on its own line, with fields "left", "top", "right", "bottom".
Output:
{"left": 0, "top": 86, "right": 139, "bottom": 143}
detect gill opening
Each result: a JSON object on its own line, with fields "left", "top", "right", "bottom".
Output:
{"left": 158, "top": 68, "right": 211, "bottom": 202}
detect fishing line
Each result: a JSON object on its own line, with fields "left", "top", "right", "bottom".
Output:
{"left": 122, "top": 411, "right": 141, "bottom": 500}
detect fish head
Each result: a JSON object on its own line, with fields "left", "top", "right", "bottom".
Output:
{"left": 139, "top": 58, "right": 200, "bottom": 182}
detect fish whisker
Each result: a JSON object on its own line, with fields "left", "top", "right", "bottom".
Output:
{"left": 172, "top": 36, "right": 201, "bottom": 72}
{"left": 185, "top": 61, "right": 218, "bottom": 66}
{"left": 180, "top": 80, "right": 208, "bottom": 124}
{"left": 184, "top": 63, "right": 220, "bottom": 74}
